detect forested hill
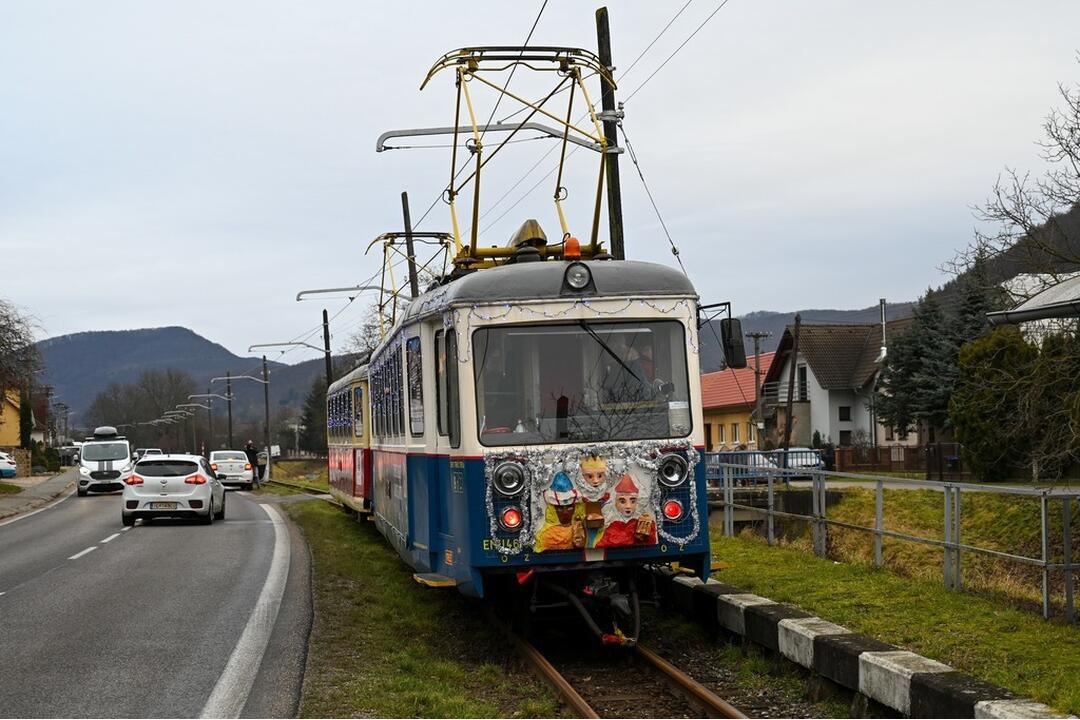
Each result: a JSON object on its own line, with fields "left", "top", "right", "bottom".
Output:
{"left": 37, "top": 327, "right": 332, "bottom": 426}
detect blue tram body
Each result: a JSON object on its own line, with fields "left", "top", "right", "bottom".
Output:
{"left": 331, "top": 257, "right": 711, "bottom": 639}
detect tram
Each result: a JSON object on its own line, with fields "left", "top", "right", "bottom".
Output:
{"left": 326, "top": 365, "right": 372, "bottom": 514}
{"left": 324, "top": 45, "right": 745, "bottom": 643}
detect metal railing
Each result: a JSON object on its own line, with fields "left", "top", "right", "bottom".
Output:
{"left": 706, "top": 452, "right": 1079, "bottom": 622}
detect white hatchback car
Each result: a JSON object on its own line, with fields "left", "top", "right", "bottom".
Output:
{"left": 122, "top": 454, "right": 225, "bottom": 526}
{"left": 209, "top": 450, "right": 255, "bottom": 490}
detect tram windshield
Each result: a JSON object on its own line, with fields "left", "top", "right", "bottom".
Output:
{"left": 473, "top": 320, "right": 692, "bottom": 446}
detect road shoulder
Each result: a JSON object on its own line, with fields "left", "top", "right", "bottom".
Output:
{"left": 0, "top": 468, "right": 75, "bottom": 523}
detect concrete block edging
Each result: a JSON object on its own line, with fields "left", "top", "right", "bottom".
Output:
{"left": 656, "top": 571, "right": 1071, "bottom": 719}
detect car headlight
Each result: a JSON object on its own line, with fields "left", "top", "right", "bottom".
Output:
{"left": 564, "top": 262, "right": 591, "bottom": 290}
{"left": 657, "top": 454, "right": 689, "bottom": 487}
{"left": 492, "top": 461, "right": 527, "bottom": 496}
{"left": 79, "top": 466, "right": 90, "bottom": 475}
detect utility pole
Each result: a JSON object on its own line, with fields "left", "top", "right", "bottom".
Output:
{"left": 746, "top": 331, "right": 771, "bottom": 447}
{"left": 205, "top": 387, "right": 214, "bottom": 451}
{"left": 595, "top": 7, "right": 625, "bottom": 260}
{"left": 322, "top": 309, "right": 334, "bottom": 391}
{"left": 401, "top": 191, "right": 420, "bottom": 299}
{"left": 262, "top": 355, "right": 272, "bottom": 483}
{"left": 226, "top": 371, "right": 234, "bottom": 448}
{"left": 782, "top": 314, "right": 802, "bottom": 465}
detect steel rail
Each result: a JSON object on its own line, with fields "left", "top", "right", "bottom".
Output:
{"left": 513, "top": 635, "right": 598, "bottom": 719}
{"left": 636, "top": 644, "right": 747, "bottom": 719}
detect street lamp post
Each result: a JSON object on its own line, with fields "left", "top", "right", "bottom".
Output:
{"left": 248, "top": 341, "right": 331, "bottom": 392}
{"left": 212, "top": 368, "right": 271, "bottom": 481}
{"left": 189, "top": 392, "right": 233, "bottom": 452}
{"left": 178, "top": 403, "right": 211, "bottom": 454}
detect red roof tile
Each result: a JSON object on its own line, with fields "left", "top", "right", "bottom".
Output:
{"left": 700, "top": 352, "right": 775, "bottom": 410}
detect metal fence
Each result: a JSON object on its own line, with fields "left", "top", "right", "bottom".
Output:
{"left": 706, "top": 451, "right": 1079, "bottom": 623}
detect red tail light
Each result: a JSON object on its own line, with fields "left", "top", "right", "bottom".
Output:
{"left": 126, "top": 475, "right": 144, "bottom": 485}
{"left": 184, "top": 474, "right": 206, "bottom": 485}
{"left": 662, "top": 499, "right": 684, "bottom": 521}
{"left": 499, "top": 507, "right": 523, "bottom": 531}
{"left": 210, "top": 463, "right": 218, "bottom": 471}
{"left": 244, "top": 463, "right": 252, "bottom": 470}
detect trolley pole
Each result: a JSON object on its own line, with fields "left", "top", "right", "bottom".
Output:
{"left": 595, "top": 7, "right": 625, "bottom": 260}
{"left": 401, "top": 191, "right": 420, "bottom": 299}
{"left": 226, "top": 371, "right": 234, "bottom": 449}
{"left": 206, "top": 387, "right": 213, "bottom": 451}
{"left": 322, "top": 309, "right": 334, "bottom": 390}
{"left": 262, "top": 355, "right": 272, "bottom": 482}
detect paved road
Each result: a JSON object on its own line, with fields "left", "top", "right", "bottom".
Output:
{"left": 0, "top": 486, "right": 311, "bottom": 718}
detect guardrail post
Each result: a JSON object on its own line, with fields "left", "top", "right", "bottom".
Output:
{"left": 767, "top": 470, "right": 775, "bottom": 546}
{"left": 874, "top": 478, "right": 883, "bottom": 569}
{"left": 1041, "top": 494, "right": 1051, "bottom": 620}
{"left": 722, "top": 465, "right": 733, "bottom": 538}
{"left": 943, "top": 486, "right": 953, "bottom": 588}
{"left": 818, "top": 470, "right": 827, "bottom": 557}
{"left": 1064, "top": 498, "right": 1074, "bottom": 624}
{"left": 954, "top": 486, "right": 962, "bottom": 591}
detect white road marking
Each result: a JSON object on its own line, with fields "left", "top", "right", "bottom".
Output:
{"left": 68, "top": 546, "right": 97, "bottom": 560}
{"left": 121, "top": 526, "right": 132, "bottom": 532}
{"left": 199, "top": 503, "right": 291, "bottom": 719}
{"left": 100, "top": 533, "right": 120, "bottom": 544}
{"left": 0, "top": 591, "right": 6, "bottom": 597}
{"left": 0, "top": 486, "right": 76, "bottom": 528}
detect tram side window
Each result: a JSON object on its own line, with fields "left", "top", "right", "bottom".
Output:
{"left": 406, "top": 336, "right": 424, "bottom": 436}
{"left": 435, "top": 330, "right": 460, "bottom": 447}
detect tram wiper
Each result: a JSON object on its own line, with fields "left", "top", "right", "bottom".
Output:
{"left": 577, "top": 321, "right": 642, "bottom": 381}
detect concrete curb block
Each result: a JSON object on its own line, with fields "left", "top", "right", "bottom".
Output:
{"left": 653, "top": 569, "right": 1072, "bottom": 719}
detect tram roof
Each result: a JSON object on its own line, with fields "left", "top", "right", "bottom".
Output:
{"left": 404, "top": 259, "right": 696, "bottom": 323}
{"left": 327, "top": 363, "right": 367, "bottom": 395}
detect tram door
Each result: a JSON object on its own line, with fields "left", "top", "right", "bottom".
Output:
{"left": 404, "top": 333, "right": 434, "bottom": 569}
{"left": 433, "top": 328, "right": 461, "bottom": 577}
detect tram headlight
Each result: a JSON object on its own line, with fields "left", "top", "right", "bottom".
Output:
{"left": 499, "top": 506, "right": 524, "bottom": 531}
{"left": 657, "top": 453, "right": 689, "bottom": 487}
{"left": 492, "top": 461, "right": 527, "bottom": 496}
{"left": 564, "top": 262, "right": 591, "bottom": 290}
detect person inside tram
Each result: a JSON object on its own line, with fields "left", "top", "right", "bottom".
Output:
{"left": 600, "top": 334, "right": 651, "bottom": 404}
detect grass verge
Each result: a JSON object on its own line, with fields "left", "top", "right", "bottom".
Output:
{"left": 284, "top": 500, "right": 558, "bottom": 718}
{"left": 0, "top": 482, "right": 22, "bottom": 494}
{"left": 272, "top": 459, "right": 328, "bottom": 492}
{"left": 710, "top": 531, "right": 1080, "bottom": 715}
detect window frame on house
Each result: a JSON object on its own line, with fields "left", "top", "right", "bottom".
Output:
{"left": 838, "top": 405, "right": 852, "bottom": 422}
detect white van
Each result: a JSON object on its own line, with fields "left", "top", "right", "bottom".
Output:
{"left": 77, "top": 426, "right": 133, "bottom": 496}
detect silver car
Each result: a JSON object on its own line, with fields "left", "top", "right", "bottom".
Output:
{"left": 122, "top": 454, "right": 226, "bottom": 526}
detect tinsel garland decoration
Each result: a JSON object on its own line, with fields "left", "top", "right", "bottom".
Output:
{"left": 484, "top": 439, "right": 701, "bottom": 556}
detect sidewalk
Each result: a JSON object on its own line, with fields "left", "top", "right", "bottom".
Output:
{"left": 0, "top": 468, "right": 76, "bottom": 521}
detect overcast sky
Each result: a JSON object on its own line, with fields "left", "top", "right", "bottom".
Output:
{"left": 2, "top": 1, "right": 1078, "bottom": 363}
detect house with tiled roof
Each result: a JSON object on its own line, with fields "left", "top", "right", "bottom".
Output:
{"left": 761, "top": 320, "right": 918, "bottom": 448}
{"left": 700, "top": 351, "right": 775, "bottom": 450}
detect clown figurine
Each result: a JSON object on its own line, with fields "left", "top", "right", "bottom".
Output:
{"left": 579, "top": 455, "right": 609, "bottom": 530}
{"left": 534, "top": 472, "right": 585, "bottom": 552}
{"left": 597, "top": 473, "right": 656, "bottom": 547}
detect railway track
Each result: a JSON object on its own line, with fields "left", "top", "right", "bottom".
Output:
{"left": 515, "top": 633, "right": 746, "bottom": 719}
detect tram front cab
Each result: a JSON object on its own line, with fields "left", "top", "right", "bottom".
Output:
{"left": 326, "top": 365, "right": 372, "bottom": 513}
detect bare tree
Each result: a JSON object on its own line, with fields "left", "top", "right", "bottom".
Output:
{"left": 955, "top": 61, "right": 1080, "bottom": 294}
{"left": 0, "top": 298, "right": 39, "bottom": 395}
{"left": 343, "top": 303, "right": 384, "bottom": 359}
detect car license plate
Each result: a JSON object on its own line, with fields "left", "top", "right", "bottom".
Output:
{"left": 149, "top": 502, "right": 176, "bottom": 510}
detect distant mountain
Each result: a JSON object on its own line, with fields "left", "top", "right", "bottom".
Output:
{"left": 36, "top": 327, "right": 343, "bottom": 427}
{"left": 699, "top": 302, "right": 917, "bottom": 372}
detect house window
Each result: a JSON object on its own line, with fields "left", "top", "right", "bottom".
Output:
{"left": 885, "top": 425, "right": 894, "bottom": 441}
{"left": 797, "top": 365, "right": 808, "bottom": 401}
{"left": 717, "top": 423, "right": 725, "bottom": 444}
{"left": 731, "top": 423, "right": 739, "bottom": 444}
{"left": 839, "top": 430, "right": 852, "bottom": 446}
{"left": 705, "top": 424, "right": 713, "bottom": 450}
{"left": 747, "top": 421, "right": 754, "bottom": 445}
{"left": 839, "top": 406, "right": 851, "bottom": 422}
